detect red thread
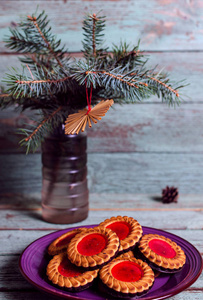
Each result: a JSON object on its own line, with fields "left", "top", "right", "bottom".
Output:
{"left": 85, "top": 81, "right": 93, "bottom": 114}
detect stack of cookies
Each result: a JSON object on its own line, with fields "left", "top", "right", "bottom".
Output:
{"left": 46, "top": 215, "right": 186, "bottom": 298}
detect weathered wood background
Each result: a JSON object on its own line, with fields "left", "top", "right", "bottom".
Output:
{"left": 0, "top": 0, "right": 203, "bottom": 195}
{"left": 0, "top": 2, "right": 203, "bottom": 300}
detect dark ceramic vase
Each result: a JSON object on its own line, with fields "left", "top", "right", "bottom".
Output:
{"left": 41, "top": 127, "right": 89, "bottom": 224}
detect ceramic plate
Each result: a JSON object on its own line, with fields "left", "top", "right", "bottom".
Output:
{"left": 19, "top": 225, "right": 203, "bottom": 300}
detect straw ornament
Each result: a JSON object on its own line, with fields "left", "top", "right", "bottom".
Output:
{"left": 65, "top": 99, "right": 114, "bottom": 135}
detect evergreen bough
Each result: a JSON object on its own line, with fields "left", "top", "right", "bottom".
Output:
{"left": 0, "top": 11, "right": 185, "bottom": 153}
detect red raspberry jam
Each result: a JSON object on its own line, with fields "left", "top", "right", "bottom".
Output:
{"left": 112, "top": 261, "right": 144, "bottom": 282}
{"left": 77, "top": 233, "right": 108, "bottom": 256}
{"left": 107, "top": 221, "right": 131, "bottom": 240}
{"left": 56, "top": 232, "right": 77, "bottom": 247}
{"left": 58, "top": 258, "right": 83, "bottom": 277}
{"left": 148, "top": 239, "right": 176, "bottom": 258}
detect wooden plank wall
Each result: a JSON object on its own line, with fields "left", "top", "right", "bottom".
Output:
{"left": 0, "top": 0, "right": 203, "bottom": 196}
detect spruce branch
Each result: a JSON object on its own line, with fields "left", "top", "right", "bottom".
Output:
{"left": 82, "top": 12, "right": 108, "bottom": 62}
{"left": 24, "top": 106, "right": 62, "bottom": 142}
{"left": 75, "top": 67, "right": 151, "bottom": 102}
{"left": 5, "top": 28, "right": 39, "bottom": 53}
{"left": 1, "top": 10, "right": 188, "bottom": 153}
{"left": 4, "top": 10, "right": 67, "bottom": 69}
{"left": 142, "top": 71, "right": 184, "bottom": 106}
{"left": 19, "top": 106, "right": 63, "bottom": 153}
{"left": 0, "top": 93, "right": 10, "bottom": 98}
{"left": 101, "top": 71, "right": 140, "bottom": 89}
{"left": 3, "top": 64, "right": 73, "bottom": 98}
{"left": 110, "top": 40, "right": 147, "bottom": 70}
{"left": 91, "top": 13, "right": 97, "bottom": 58}
{"left": 146, "top": 75, "right": 179, "bottom": 97}
{"left": 27, "top": 15, "right": 63, "bottom": 67}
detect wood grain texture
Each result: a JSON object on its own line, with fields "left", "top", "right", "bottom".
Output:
{"left": 0, "top": 291, "right": 203, "bottom": 300}
{"left": 1, "top": 193, "right": 202, "bottom": 209}
{"left": 0, "top": 0, "right": 203, "bottom": 52}
{"left": 0, "top": 209, "right": 202, "bottom": 230}
{"left": 87, "top": 103, "right": 203, "bottom": 153}
{"left": 87, "top": 152, "right": 203, "bottom": 194}
{"left": 0, "top": 101, "right": 203, "bottom": 153}
{"left": 1, "top": 152, "right": 203, "bottom": 194}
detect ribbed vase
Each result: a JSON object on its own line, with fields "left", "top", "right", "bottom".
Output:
{"left": 41, "top": 128, "right": 89, "bottom": 224}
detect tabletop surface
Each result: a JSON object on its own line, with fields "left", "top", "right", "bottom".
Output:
{"left": 0, "top": 192, "right": 202, "bottom": 300}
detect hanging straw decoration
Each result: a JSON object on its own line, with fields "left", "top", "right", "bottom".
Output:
{"left": 65, "top": 83, "right": 114, "bottom": 135}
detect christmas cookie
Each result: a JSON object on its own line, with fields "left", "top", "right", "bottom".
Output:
{"left": 99, "top": 257, "right": 154, "bottom": 298}
{"left": 48, "top": 228, "right": 86, "bottom": 256}
{"left": 99, "top": 216, "right": 143, "bottom": 254}
{"left": 46, "top": 252, "right": 99, "bottom": 291}
{"left": 67, "top": 226, "right": 120, "bottom": 270}
{"left": 136, "top": 234, "right": 186, "bottom": 273}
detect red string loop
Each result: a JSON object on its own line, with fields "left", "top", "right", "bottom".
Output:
{"left": 85, "top": 81, "right": 93, "bottom": 115}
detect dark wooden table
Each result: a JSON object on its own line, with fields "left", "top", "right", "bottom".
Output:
{"left": 0, "top": 193, "right": 202, "bottom": 300}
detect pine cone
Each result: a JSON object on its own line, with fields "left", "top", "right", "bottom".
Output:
{"left": 162, "top": 186, "right": 179, "bottom": 204}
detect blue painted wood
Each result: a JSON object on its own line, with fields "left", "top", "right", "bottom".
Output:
{"left": 1, "top": 151, "right": 203, "bottom": 194}
{"left": 0, "top": 0, "right": 203, "bottom": 52}
{"left": 1, "top": 102, "right": 203, "bottom": 153}
{"left": 0, "top": 2, "right": 202, "bottom": 300}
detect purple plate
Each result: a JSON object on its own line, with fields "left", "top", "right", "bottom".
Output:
{"left": 19, "top": 225, "right": 202, "bottom": 300}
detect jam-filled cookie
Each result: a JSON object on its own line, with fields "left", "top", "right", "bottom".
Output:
{"left": 99, "top": 257, "right": 154, "bottom": 298}
{"left": 99, "top": 216, "right": 142, "bottom": 254}
{"left": 67, "top": 226, "right": 120, "bottom": 270}
{"left": 136, "top": 234, "right": 186, "bottom": 273}
{"left": 46, "top": 252, "right": 99, "bottom": 291}
{"left": 48, "top": 228, "right": 86, "bottom": 256}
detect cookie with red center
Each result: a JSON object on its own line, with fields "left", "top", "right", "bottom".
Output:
{"left": 99, "top": 257, "right": 154, "bottom": 298}
{"left": 99, "top": 216, "right": 143, "bottom": 254}
{"left": 48, "top": 228, "right": 86, "bottom": 256}
{"left": 46, "top": 252, "right": 99, "bottom": 291}
{"left": 136, "top": 234, "right": 186, "bottom": 273}
{"left": 67, "top": 226, "right": 120, "bottom": 270}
